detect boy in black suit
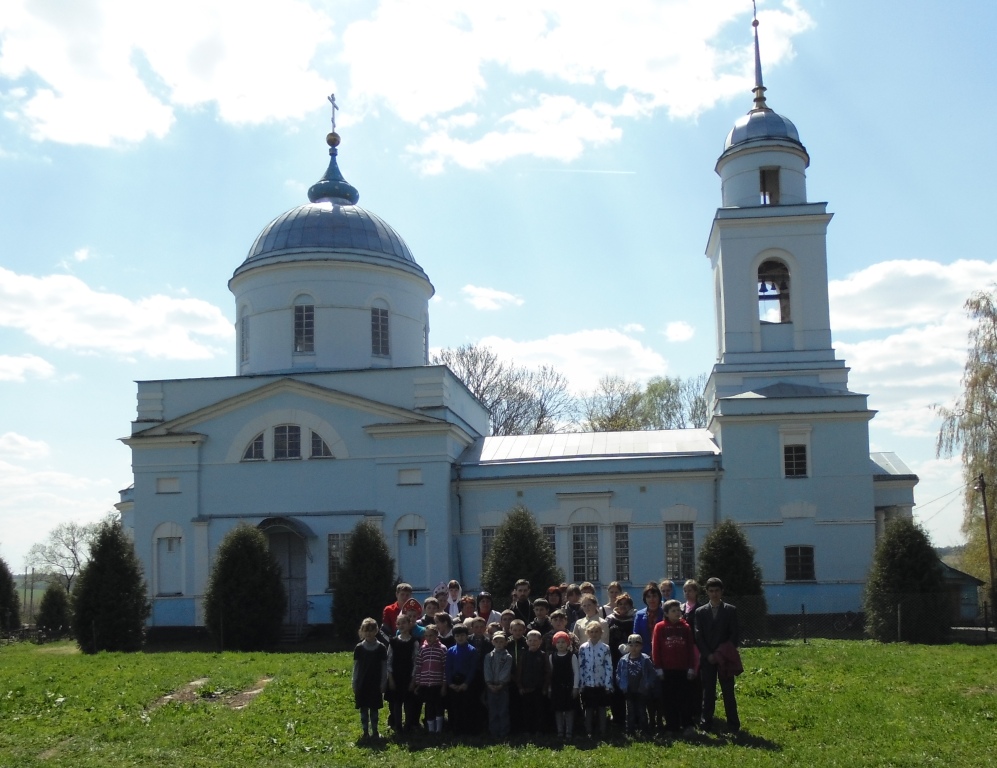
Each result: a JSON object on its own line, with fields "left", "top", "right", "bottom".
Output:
{"left": 693, "top": 577, "right": 740, "bottom": 733}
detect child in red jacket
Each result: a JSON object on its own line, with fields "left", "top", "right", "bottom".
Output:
{"left": 651, "top": 599, "right": 697, "bottom": 736}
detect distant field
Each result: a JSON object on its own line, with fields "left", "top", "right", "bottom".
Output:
{"left": 0, "top": 639, "right": 995, "bottom": 767}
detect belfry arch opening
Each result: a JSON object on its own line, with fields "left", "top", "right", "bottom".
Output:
{"left": 758, "top": 260, "right": 790, "bottom": 323}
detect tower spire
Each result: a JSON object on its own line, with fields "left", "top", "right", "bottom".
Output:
{"left": 308, "top": 93, "right": 360, "bottom": 205}
{"left": 751, "top": 1, "right": 768, "bottom": 111}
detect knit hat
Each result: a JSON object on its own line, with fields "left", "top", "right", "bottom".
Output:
{"left": 552, "top": 631, "right": 571, "bottom": 645}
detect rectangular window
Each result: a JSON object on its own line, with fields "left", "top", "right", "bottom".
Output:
{"left": 274, "top": 425, "right": 301, "bottom": 459}
{"left": 760, "top": 167, "right": 780, "bottom": 205}
{"left": 542, "top": 525, "right": 556, "bottom": 559}
{"left": 614, "top": 524, "right": 630, "bottom": 582}
{"left": 572, "top": 524, "right": 599, "bottom": 583}
{"left": 784, "top": 444, "right": 808, "bottom": 477}
{"left": 785, "top": 545, "right": 815, "bottom": 581}
{"left": 664, "top": 523, "right": 695, "bottom": 581}
{"left": 371, "top": 307, "right": 389, "bottom": 356}
{"left": 481, "top": 527, "right": 496, "bottom": 566}
{"left": 155, "top": 477, "right": 180, "bottom": 494}
{"left": 328, "top": 533, "right": 351, "bottom": 589}
{"left": 294, "top": 304, "right": 314, "bottom": 353}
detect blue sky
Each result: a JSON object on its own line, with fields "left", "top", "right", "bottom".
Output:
{"left": 1, "top": 0, "right": 993, "bottom": 570}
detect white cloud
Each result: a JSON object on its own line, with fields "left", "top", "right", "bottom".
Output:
{"left": 0, "top": 353, "right": 55, "bottom": 381}
{"left": 479, "top": 328, "right": 667, "bottom": 392}
{"left": 0, "top": 432, "right": 50, "bottom": 460}
{"left": 461, "top": 284, "right": 524, "bottom": 311}
{"left": 1, "top": 0, "right": 814, "bottom": 170}
{"left": 0, "top": 267, "right": 233, "bottom": 359}
{"left": 72, "top": 247, "right": 90, "bottom": 262}
{"left": 829, "top": 258, "right": 997, "bottom": 331}
{"left": 664, "top": 321, "right": 695, "bottom": 342}
{"left": 345, "top": 0, "right": 814, "bottom": 171}
{"left": 0, "top": 0, "right": 333, "bottom": 146}
{"left": 623, "top": 323, "right": 645, "bottom": 333}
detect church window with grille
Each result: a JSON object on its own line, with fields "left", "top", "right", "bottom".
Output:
{"left": 274, "top": 425, "right": 301, "bottom": 460}
{"left": 371, "top": 307, "right": 389, "bottom": 357}
{"left": 294, "top": 300, "right": 314, "bottom": 353}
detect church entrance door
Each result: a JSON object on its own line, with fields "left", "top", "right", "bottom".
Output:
{"left": 267, "top": 531, "right": 308, "bottom": 627}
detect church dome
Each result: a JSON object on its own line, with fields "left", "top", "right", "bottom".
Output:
{"left": 234, "top": 130, "right": 423, "bottom": 279}
{"left": 243, "top": 201, "right": 417, "bottom": 267}
{"left": 724, "top": 108, "right": 801, "bottom": 151}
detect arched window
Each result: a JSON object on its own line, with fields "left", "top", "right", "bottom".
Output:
{"left": 371, "top": 300, "right": 389, "bottom": 357}
{"left": 758, "top": 260, "right": 791, "bottom": 323}
{"left": 310, "top": 430, "right": 334, "bottom": 459}
{"left": 239, "top": 308, "right": 250, "bottom": 364}
{"left": 242, "top": 432, "right": 264, "bottom": 461}
{"left": 294, "top": 294, "right": 314, "bottom": 354}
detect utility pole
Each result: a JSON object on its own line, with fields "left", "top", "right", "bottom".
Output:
{"left": 974, "top": 475, "right": 997, "bottom": 623}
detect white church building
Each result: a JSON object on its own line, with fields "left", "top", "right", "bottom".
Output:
{"left": 119, "top": 36, "right": 916, "bottom": 631}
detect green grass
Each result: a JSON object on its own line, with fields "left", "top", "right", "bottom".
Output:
{"left": 0, "top": 640, "right": 995, "bottom": 767}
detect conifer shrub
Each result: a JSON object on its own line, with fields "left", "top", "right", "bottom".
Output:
{"left": 0, "top": 557, "right": 22, "bottom": 631}
{"left": 864, "top": 517, "right": 950, "bottom": 643}
{"left": 71, "top": 520, "right": 150, "bottom": 653}
{"left": 332, "top": 520, "right": 395, "bottom": 643}
{"left": 204, "top": 524, "right": 286, "bottom": 651}
{"left": 696, "top": 518, "right": 768, "bottom": 638}
{"left": 36, "top": 582, "right": 71, "bottom": 638}
{"left": 482, "top": 505, "right": 563, "bottom": 609}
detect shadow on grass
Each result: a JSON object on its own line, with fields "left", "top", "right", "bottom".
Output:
{"left": 355, "top": 725, "right": 780, "bottom": 753}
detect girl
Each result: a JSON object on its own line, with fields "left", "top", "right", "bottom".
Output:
{"left": 577, "top": 623, "right": 614, "bottom": 738}
{"left": 353, "top": 617, "right": 388, "bottom": 741}
{"left": 410, "top": 624, "right": 448, "bottom": 733}
{"left": 548, "top": 630, "right": 579, "bottom": 739}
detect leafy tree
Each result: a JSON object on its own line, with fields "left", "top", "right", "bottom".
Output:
{"left": 71, "top": 520, "right": 150, "bottom": 653}
{"left": 36, "top": 582, "right": 71, "bottom": 638}
{"left": 332, "top": 520, "right": 395, "bottom": 643}
{"left": 696, "top": 519, "right": 767, "bottom": 638}
{"left": 482, "top": 505, "right": 563, "bottom": 609}
{"left": 864, "top": 517, "right": 949, "bottom": 643}
{"left": 936, "top": 287, "right": 997, "bottom": 609}
{"left": 433, "top": 344, "right": 574, "bottom": 435}
{"left": 204, "top": 524, "right": 286, "bottom": 651}
{"left": 583, "top": 373, "right": 710, "bottom": 432}
{"left": 28, "top": 520, "right": 101, "bottom": 591}
{"left": 0, "top": 556, "right": 21, "bottom": 631}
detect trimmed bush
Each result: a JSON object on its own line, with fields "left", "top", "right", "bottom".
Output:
{"left": 0, "top": 557, "right": 21, "bottom": 631}
{"left": 36, "top": 582, "right": 71, "bottom": 638}
{"left": 332, "top": 520, "right": 394, "bottom": 643}
{"left": 204, "top": 524, "right": 286, "bottom": 651}
{"left": 71, "top": 521, "right": 150, "bottom": 653}
{"left": 482, "top": 505, "right": 563, "bottom": 609}
{"left": 696, "top": 518, "right": 768, "bottom": 638}
{"left": 865, "top": 517, "right": 950, "bottom": 643}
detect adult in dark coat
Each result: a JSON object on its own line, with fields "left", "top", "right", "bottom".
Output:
{"left": 693, "top": 577, "right": 740, "bottom": 733}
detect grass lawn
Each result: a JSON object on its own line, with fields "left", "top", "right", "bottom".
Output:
{"left": 0, "top": 639, "right": 994, "bottom": 767}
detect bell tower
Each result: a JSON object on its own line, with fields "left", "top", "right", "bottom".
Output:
{"left": 706, "top": 17, "right": 849, "bottom": 405}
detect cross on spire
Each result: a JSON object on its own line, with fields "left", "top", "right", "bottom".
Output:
{"left": 328, "top": 93, "right": 339, "bottom": 132}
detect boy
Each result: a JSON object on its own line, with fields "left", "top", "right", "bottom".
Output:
{"left": 507, "top": 619, "right": 529, "bottom": 731}
{"left": 529, "top": 598, "right": 553, "bottom": 636}
{"left": 445, "top": 624, "right": 478, "bottom": 734}
{"left": 419, "top": 596, "right": 440, "bottom": 628}
{"left": 615, "top": 633, "right": 656, "bottom": 735}
{"left": 516, "top": 629, "right": 549, "bottom": 734}
{"left": 387, "top": 613, "right": 420, "bottom": 735}
{"left": 543, "top": 609, "right": 575, "bottom": 653}
{"left": 694, "top": 578, "right": 740, "bottom": 733}
{"left": 435, "top": 612, "right": 455, "bottom": 647}
{"left": 652, "top": 599, "right": 696, "bottom": 736}
{"left": 484, "top": 631, "right": 513, "bottom": 738}
{"left": 382, "top": 583, "right": 413, "bottom": 635}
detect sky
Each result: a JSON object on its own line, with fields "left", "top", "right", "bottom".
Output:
{"left": 1, "top": 0, "right": 994, "bottom": 572}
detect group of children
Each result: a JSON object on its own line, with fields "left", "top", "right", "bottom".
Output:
{"left": 352, "top": 577, "right": 722, "bottom": 742}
